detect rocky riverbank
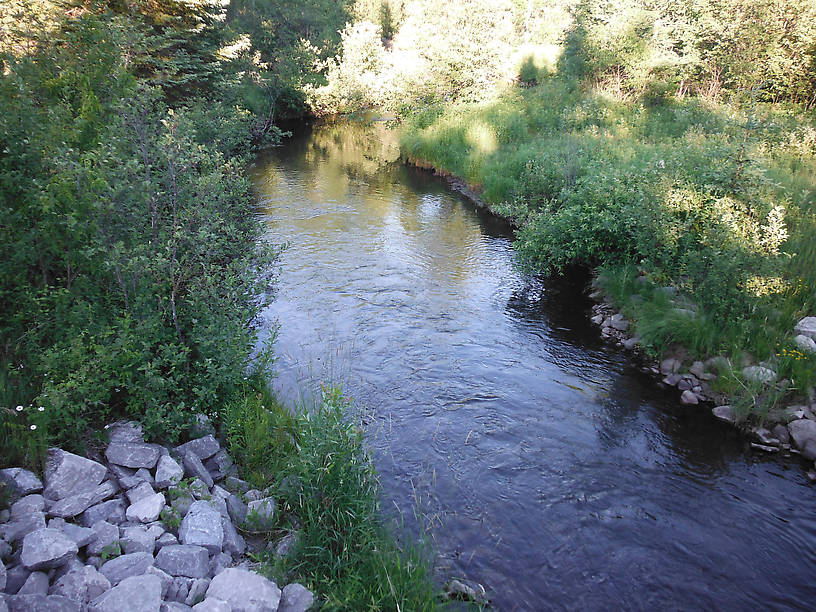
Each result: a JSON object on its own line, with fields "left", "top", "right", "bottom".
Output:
{"left": 0, "top": 420, "right": 314, "bottom": 612}
{"left": 589, "top": 287, "right": 816, "bottom": 482}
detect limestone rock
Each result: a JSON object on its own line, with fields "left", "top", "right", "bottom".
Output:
{"left": 121, "top": 525, "right": 157, "bottom": 555}
{"left": 225, "top": 495, "right": 247, "bottom": 526}
{"left": 204, "top": 451, "right": 234, "bottom": 481}
{"left": 192, "top": 598, "right": 230, "bottom": 612}
{"left": 48, "top": 481, "right": 118, "bottom": 519}
{"left": 12, "top": 494, "right": 45, "bottom": 519}
{"left": 279, "top": 583, "right": 314, "bottom": 612}
{"left": 220, "top": 516, "right": 246, "bottom": 558}
{"left": 61, "top": 523, "right": 95, "bottom": 548}
{"left": 272, "top": 532, "right": 298, "bottom": 559}
{"left": 105, "top": 443, "right": 160, "bottom": 470}
{"left": 246, "top": 498, "right": 275, "bottom": 531}
{"left": 660, "top": 358, "right": 681, "bottom": 375}
{"left": 801, "top": 439, "right": 816, "bottom": 461}
{"left": 88, "top": 573, "right": 162, "bottom": 612}
{"left": 126, "top": 492, "right": 166, "bottom": 524}
{"left": 155, "top": 532, "right": 179, "bottom": 552}
{"left": 51, "top": 565, "right": 111, "bottom": 604}
{"left": 712, "top": 405, "right": 738, "bottom": 425}
{"left": 179, "top": 502, "right": 223, "bottom": 554}
{"left": 788, "top": 419, "right": 816, "bottom": 450}
{"left": 126, "top": 481, "right": 156, "bottom": 505}
{"left": 772, "top": 424, "right": 791, "bottom": 445}
{"left": 145, "top": 566, "right": 173, "bottom": 598}
{"left": 0, "top": 469, "right": 43, "bottom": 498}
{"left": 105, "top": 422, "right": 144, "bottom": 444}
{"left": 44, "top": 450, "right": 107, "bottom": 501}
{"left": 155, "top": 456, "right": 184, "bottom": 490}
{"left": 742, "top": 365, "right": 777, "bottom": 385}
{"left": 18, "top": 571, "right": 49, "bottom": 595}
{"left": 609, "top": 313, "right": 629, "bottom": 331}
{"left": 183, "top": 452, "right": 213, "bottom": 489}
{"left": 4, "top": 594, "right": 81, "bottom": 612}
{"left": 98, "top": 552, "right": 154, "bottom": 585}
{"left": 680, "top": 390, "right": 699, "bottom": 405}
{"left": 4, "top": 565, "right": 31, "bottom": 594}
{"left": 21, "top": 528, "right": 78, "bottom": 570}
{"left": 794, "top": 316, "right": 816, "bottom": 340}
{"left": 166, "top": 576, "right": 191, "bottom": 604}
{"left": 155, "top": 545, "right": 209, "bottom": 579}
{"left": 176, "top": 436, "right": 220, "bottom": 462}
{"left": 86, "top": 521, "right": 120, "bottom": 556}
{"left": 794, "top": 334, "right": 816, "bottom": 353}
{"left": 205, "top": 568, "right": 281, "bottom": 611}
{"left": 185, "top": 578, "right": 210, "bottom": 607}
{"left": 0, "top": 512, "right": 46, "bottom": 544}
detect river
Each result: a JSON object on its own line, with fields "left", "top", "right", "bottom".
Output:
{"left": 251, "top": 120, "right": 816, "bottom": 611}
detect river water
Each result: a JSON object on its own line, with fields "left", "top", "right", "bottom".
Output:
{"left": 251, "top": 121, "right": 816, "bottom": 610}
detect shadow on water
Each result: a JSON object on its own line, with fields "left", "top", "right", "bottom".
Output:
{"left": 252, "top": 120, "right": 816, "bottom": 611}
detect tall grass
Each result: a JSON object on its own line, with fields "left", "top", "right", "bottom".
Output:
{"left": 222, "top": 377, "right": 439, "bottom": 610}
{"left": 401, "top": 77, "right": 816, "bottom": 414}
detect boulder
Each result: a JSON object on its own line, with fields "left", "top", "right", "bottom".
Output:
{"left": 88, "top": 573, "right": 162, "bottom": 612}
{"left": 794, "top": 334, "right": 816, "bottom": 353}
{"left": 44, "top": 450, "right": 107, "bottom": 501}
{"left": 98, "top": 552, "right": 154, "bottom": 585}
{"left": 179, "top": 502, "right": 223, "bottom": 554}
{"left": 712, "top": 405, "right": 738, "bottom": 425}
{"left": 609, "top": 314, "right": 629, "bottom": 331}
{"left": 4, "top": 594, "right": 81, "bottom": 612}
{"left": 126, "top": 492, "right": 166, "bottom": 524}
{"left": 279, "top": 583, "right": 314, "bottom": 612}
{"left": 121, "top": 525, "right": 157, "bottom": 555}
{"left": 155, "top": 545, "right": 209, "bottom": 579}
{"left": 204, "top": 451, "right": 234, "bottom": 481}
{"left": 176, "top": 436, "right": 220, "bottom": 462}
{"left": 225, "top": 495, "right": 247, "bottom": 526}
{"left": 272, "top": 532, "right": 298, "bottom": 559}
{"left": 4, "top": 565, "right": 31, "bottom": 594}
{"left": 48, "top": 481, "right": 118, "bottom": 519}
{"left": 192, "top": 598, "right": 230, "bottom": 612}
{"left": 205, "top": 568, "right": 281, "bottom": 611}
{"left": 183, "top": 452, "right": 213, "bottom": 489}
{"left": 126, "top": 481, "right": 156, "bottom": 505}
{"left": 105, "top": 443, "right": 160, "bottom": 470}
{"left": 21, "top": 528, "right": 78, "bottom": 570}
{"left": 742, "top": 366, "right": 777, "bottom": 385}
{"left": 660, "top": 358, "right": 681, "bottom": 375}
{"left": 680, "top": 390, "right": 699, "bottom": 405}
{"left": 11, "top": 494, "right": 45, "bottom": 519}
{"left": 51, "top": 565, "right": 111, "bottom": 604}
{"left": 145, "top": 566, "right": 173, "bottom": 598}
{"left": 86, "top": 521, "right": 120, "bottom": 556}
{"left": 61, "top": 523, "right": 95, "bottom": 548}
{"left": 208, "top": 553, "right": 231, "bottom": 578}
{"left": 0, "top": 512, "right": 46, "bottom": 544}
{"left": 801, "top": 439, "right": 816, "bottom": 461}
{"left": 166, "top": 576, "right": 191, "bottom": 604}
{"left": 772, "top": 424, "right": 791, "bottom": 445}
{"left": 185, "top": 578, "right": 210, "bottom": 607}
{"left": 246, "top": 498, "right": 275, "bottom": 530}
{"left": 794, "top": 316, "right": 816, "bottom": 340}
{"left": 105, "top": 422, "right": 144, "bottom": 444}
{"left": 788, "top": 419, "right": 816, "bottom": 450}
{"left": 18, "top": 571, "right": 49, "bottom": 595}
{"left": 0, "top": 469, "right": 43, "bottom": 498}
{"left": 155, "top": 456, "right": 184, "bottom": 490}
{"left": 155, "top": 532, "right": 179, "bottom": 553}
{"left": 220, "top": 516, "right": 246, "bottom": 558}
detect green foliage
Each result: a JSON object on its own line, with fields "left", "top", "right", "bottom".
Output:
{"left": 223, "top": 380, "right": 438, "bottom": 610}
{"left": 100, "top": 541, "right": 122, "bottom": 561}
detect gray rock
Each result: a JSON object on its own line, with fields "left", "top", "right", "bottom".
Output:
{"left": 17, "top": 571, "right": 48, "bottom": 595}
{"left": 86, "top": 521, "right": 120, "bottom": 556}
{"left": 88, "top": 574, "right": 162, "bottom": 612}
{"left": 752, "top": 427, "right": 779, "bottom": 446}
{"left": 155, "top": 456, "right": 184, "bottom": 490}
{"left": 167, "top": 577, "right": 191, "bottom": 604}
{"left": 677, "top": 379, "right": 692, "bottom": 391}
{"left": 192, "top": 598, "right": 230, "bottom": 612}
{"left": 622, "top": 336, "right": 640, "bottom": 350}
{"left": 155, "top": 545, "right": 209, "bottom": 578}
{"left": 0, "top": 469, "right": 42, "bottom": 498}
{"left": 225, "top": 478, "right": 250, "bottom": 494}
{"left": 794, "top": 316, "right": 816, "bottom": 340}
{"left": 99, "top": 552, "right": 154, "bottom": 585}
{"left": 185, "top": 578, "right": 210, "bottom": 607}
{"left": 191, "top": 414, "right": 217, "bottom": 439}
{"left": 81, "top": 499, "right": 126, "bottom": 528}
{"left": 243, "top": 490, "right": 262, "bottom": 502}
{"left": 772, "top": 424, "right": 791, "bottom": 444}
{"left": 105, "top": 422, "right": 144, "bottom": 444}
{"left": 121, "top": 525, "right": 156, "bottom": 555}
{"left": 136, "top": 468, "right": 155, "bottom": 485}
{"left": 163, "top": 602, "right": 193, "bottom": 612}
{"left": 61, "top": 523, "right": 95, "bottom": 548}
{"left": 176, "top": 437, "right": 220, "bottom": 462}
{"left": 273, "top": 532, "right": 298, "bottom": 559}
{"left": 51, "top": 565, "right": 111, "bottom": 604}
{"left": 660, "top": 358, "right": 681, "bottom": 375}
{"left": 246, "top": 498, "right": 275, "bottom": 530}
{"left": 443, "top": 579, "right": 487, "bottom": 604}
{"left": 225, "top": 495, "right": 247, "bottom": 526}
{"left": 205, "top": 568, "right": 281, "bottom": 611}
{"left": 105, "top": 444, "right": 160, "bottom": 470}
{"left": 220, "top": 516, "right": 246, "bottom": 558}
{"left": 172, "top": 494, "right": 195, "bottom": 518}
{"left": 204, "top": 451, "right": 234, "bottom": 481}
{"left": 126, "top": 492, "right": 166, "bottom": 524}
{"left": 788, "top": 419, "right": 816, "bottom": 450}
{"left": 794, "top": 334, "right": 816, "bottom": 353}
{"left": 5, "top": 594, "right": 81, "bottom": 612}
{"left": 751, "top": 443, "right": 779, "bottom": 453}
{"left": 189, "top": 479, "right": 210, "bottom": 500}
{"left": 183, "top": 453, "right": 213, "bottom": 489}
{"left": 4, "top": 565, "right": 31, "bottom": 594}
{"left": 712, "top": 405, "right": 738, "bottom": 425}
{"left": 44, "top": 450, "right": 107, "bottom": 501}
{"left": 0, "top": 560, "right": 6, "bottom": 591}
{"left": 145, "top": 566, "right": 172, "bottom": 598}
{"left": 155, "top": 532, "right": 179, "bottom": 552}
{"left": 21, "top": 528, "right": 78, "bottom": 570}
{"left": 126, "top": 481, "right": 155, "bottom": 505}
{"left": 279, "top": 583, "right": 314, "bottom": 612}
{"left": 49, "top": 481, "right": 118, "bottom": 518}
{"left": 742, "top": 365, "right": 777, "bottom": 384}
{"left": 609, "top": 313, "right": 629, "bottom": 331}
{"left": 207, "top": 553, "right": 231, "bottom": 577}
{"left": 0, "top": 512, "right": 46, "bottom": 544}
{"left": 11, "top": 495, "right": 45, "bottom": 519}
{"left": 179, "top": 502, "right": 223, "bottom": 554}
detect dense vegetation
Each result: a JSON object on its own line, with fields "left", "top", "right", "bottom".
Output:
{"left": 302, "top": 0, "right": 816, "bottom": 418}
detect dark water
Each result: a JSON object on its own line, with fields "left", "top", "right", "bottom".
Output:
{"left": 252, "top": 121, "right": 816, "bottom": 611}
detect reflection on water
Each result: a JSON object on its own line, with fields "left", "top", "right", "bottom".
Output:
{"left": 252, "top": 121, "right": 816, "bottom": 611}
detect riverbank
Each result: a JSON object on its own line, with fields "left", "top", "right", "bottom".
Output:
{"left": 399, "top": 80, "right": 816, "bottom": 479}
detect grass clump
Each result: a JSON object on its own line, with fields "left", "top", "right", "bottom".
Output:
{"left": 222, "top": 377, "right": 439, "bottom": 611}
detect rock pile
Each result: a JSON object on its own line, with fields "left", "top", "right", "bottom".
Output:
{"left": 0, "top": 421, "right": 313, "bottom": 612}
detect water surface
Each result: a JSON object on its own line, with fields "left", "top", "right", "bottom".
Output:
{"left": 252, "top": 121, "right": 816, "bottom": 611}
